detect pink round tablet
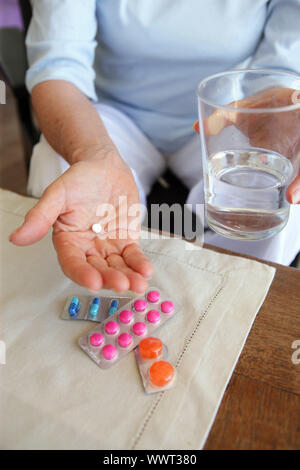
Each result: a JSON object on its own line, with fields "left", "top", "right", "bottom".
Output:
{"left": 132, "top": 322, "right": 147, "bottom": 336}
{"left": 89, "top": 333, "right": 104, "bottom": 347}
{"left": 102, "top": 344, "right": 117, "bottom": 360}
{"left": 161, "top": 301, "right": 174, "bottom": 314}
{"left": 133, "top": 299, "right": 147, "bottom": 312}
{"left": 118, "top": 332, "right": 133, "bottom": 348}
{"left": 105, "top": 321, "right": 119, "bottom": 335}
{"left": 119, "top": 309, "right": 133, "bottom": 324}
{"left": 146, "top": 309, "right": 160, "bottom": 324}
{"left": 147, "top": 290, "right": 160, "bottom": 303}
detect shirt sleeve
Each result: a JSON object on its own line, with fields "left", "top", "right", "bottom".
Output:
{"left": 249, "top": 0, "right": 300, "bottom": 74}
{"left": 25, "top": 0, "right": 98, "bottom": 100}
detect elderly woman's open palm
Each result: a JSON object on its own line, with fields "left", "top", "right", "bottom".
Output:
{"left": 10, "top": 156, "right": 153, "bottom": 293}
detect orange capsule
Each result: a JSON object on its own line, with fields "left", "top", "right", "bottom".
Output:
{"left": 139, "top": 337, "right": 163, "bottom": 360}
{"left": 149, "top": 360, "right": 174, "bottom": 387}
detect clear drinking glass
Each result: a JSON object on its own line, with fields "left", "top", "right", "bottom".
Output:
{"left": 197, "top": 69, "right": 300, "bottom": 240}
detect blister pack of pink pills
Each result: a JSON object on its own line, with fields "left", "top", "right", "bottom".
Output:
{"left": 135, "top": 337, "right": 176, "bottom": 394}
{"left": 78, "top": 288, "right": 179, "bottom": 369}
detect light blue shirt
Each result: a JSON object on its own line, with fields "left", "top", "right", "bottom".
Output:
{"left": 26, "top": 0, "right": 300, "bottom": 154}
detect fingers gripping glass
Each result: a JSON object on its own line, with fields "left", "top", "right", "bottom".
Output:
{"left": 196, "top": 69, "right": 300, "bottom": 241}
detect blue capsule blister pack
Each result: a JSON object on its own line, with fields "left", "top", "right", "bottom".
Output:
{"left": 61, "top": 294, "right": 132, "bottom": 322}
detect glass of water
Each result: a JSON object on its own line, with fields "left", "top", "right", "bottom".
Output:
{"left": 197, "top": 69, "right": 300, "bottom": 240}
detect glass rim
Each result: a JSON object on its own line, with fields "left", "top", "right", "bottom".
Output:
{"left": 197, "top": 68, "right": 300, "bottom": 114}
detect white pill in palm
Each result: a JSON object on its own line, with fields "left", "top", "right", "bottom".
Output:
{"left": 92, "top": 223, "right": 102, "bottom": 234}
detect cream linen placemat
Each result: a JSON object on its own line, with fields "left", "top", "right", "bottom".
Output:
{"left": 0, "top": 189, "right": 275, "bottom": 450}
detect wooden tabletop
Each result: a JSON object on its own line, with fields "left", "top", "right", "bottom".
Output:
{"left": 202, "top": 244, "right": 300, "bottom": 450}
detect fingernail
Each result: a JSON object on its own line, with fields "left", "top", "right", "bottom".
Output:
{"left": 9, "top": 223, "right": 23, "bottom": 238}
{"left": 144, "top": 272, "right": 153, "bottom": 280}
{"left": 292, "top": 189, "right": 300, "bottom": 204}
{"left": 193, "top": 121, "right": 200, "bottom": 134}
{"left": 9, "top": 229, "right": 18, "bottom": 241}
{"left": 88, "top": 290, "right": 100, "bottom": 295}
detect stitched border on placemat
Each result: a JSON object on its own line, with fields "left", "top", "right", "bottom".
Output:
{"left": 143, "top": 248, "right": 225, "bottom": 277}
{"left": 131, "top": 249, "right": 226, "bottom": 450}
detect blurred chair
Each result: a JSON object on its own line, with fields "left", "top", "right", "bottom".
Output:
{"left": 0, "top": 0, "right": 39, "bottom": 171}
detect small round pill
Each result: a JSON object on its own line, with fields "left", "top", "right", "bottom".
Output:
{"left": 118, "top": 332, "right": 133, "bottom": 348}
{"left": 133, "top": 299, "right": 147, "bottom": 312}
{"left": 139, "top": 337, "right": 163, "bottom": 360}
{"left": 92, "top": 223, "right": 102, "bottom": 234}
{"left": 132, "top": 322, "right": 147, "bottom": 336}
{"left": 146, "top": 309, "right": 160, "bottom": 324}
{"left": 147, "top": 290, "right": 160, "bottom": 303}
{"left": 89, "top": 333, "right": 104, "bottom": 347}
{"left": 161, "top": 300, "right": 174, "bottom": 314}
{"left": 119, "top": 309, "right": 133, "bottom": 324}
{"left": 149, "top": 360, "right": 174, "bottom": 387}
{"left": 105, "top": 321, "right": 119, "bottom": 335}
{"left": 102, "top": 344, "right": 117, "bottom": 360}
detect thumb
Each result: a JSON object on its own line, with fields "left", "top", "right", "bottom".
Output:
{"left": 193, "top": 109, "right": 231, "bottom": 137}
{"left": 286, "top": 172, "right": 300, "bottom": 204}
{"left": 203, "top": 108, "right": 232, "bottom": 136}
{"left": 9, "top": 183, "right": 65, "bottom": 246}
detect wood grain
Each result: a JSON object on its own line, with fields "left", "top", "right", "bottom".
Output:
{"left": 203, "top": 244, "right": 300, "bottom": 449}
{"left": 204, "top": 373, "right": 300, "bottom": 450}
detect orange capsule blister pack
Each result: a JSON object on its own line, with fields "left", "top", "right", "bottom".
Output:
{"left": 135, "top": 337, "right": 176, "bottom": 394}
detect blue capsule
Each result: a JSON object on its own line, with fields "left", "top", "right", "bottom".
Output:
{"left": 89, "top": 297, "right": 100, "bottom": 317}
{"left": 68, "top": 297, "right": 80, "bottom": 317}
{"left": 108, "top": 299, "right": 119, "bottom": 317}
